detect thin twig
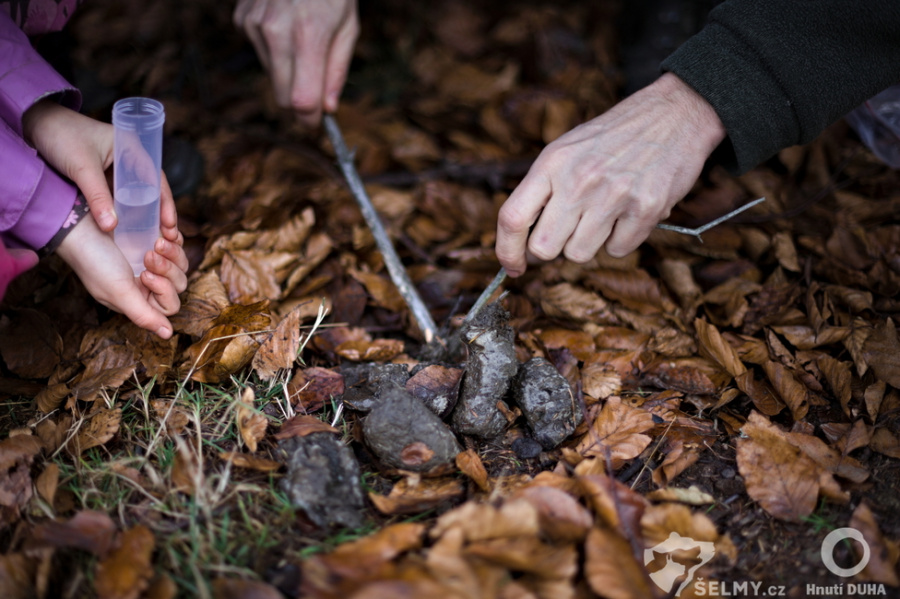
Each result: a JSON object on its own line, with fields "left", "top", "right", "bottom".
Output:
{"left": 323, "top": 114, "right": 439, "bottom": 343}
{"left": 656, "top": 196, "right": 766, "bottom": 240}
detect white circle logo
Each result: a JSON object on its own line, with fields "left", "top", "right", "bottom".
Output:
{"left": 821, "top": 528, "right": 870, "bottom": 577}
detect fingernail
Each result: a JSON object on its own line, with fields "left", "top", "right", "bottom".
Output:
{"left": 327, "top": 92, "right": 339, "bottom": 110}
{"left": 156, "top": 326, "right": 172, "bottom": 339}
{"left": 102, "top": 210, "right": 117, "bottom": 229}
{"left": 144, "top": 271, "right": 156, "bottom": 281}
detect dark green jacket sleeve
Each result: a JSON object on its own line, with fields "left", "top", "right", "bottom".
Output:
{"left": 661, "top": 0, "right": 900, "bottom": 174}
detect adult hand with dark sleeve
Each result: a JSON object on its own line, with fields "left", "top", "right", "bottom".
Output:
{"left": 234, "top": 0, "right": 359, "bottom": 128}
{"left": 495, "top": 72, "right": 726, "bottom": 277}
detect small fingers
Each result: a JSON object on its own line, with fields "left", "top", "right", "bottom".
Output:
{"left": 148, "top": 240, "right": 189, "bottom": 292}
{"left": 140, "top": 269, "right": 181, "bottom": 317}
{"left": 322, "top": 12, "right": 359, "bottom": 113}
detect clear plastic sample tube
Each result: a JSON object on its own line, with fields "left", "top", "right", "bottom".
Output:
{"left": 112, "top": 97, "right": 165, "bottom": 275}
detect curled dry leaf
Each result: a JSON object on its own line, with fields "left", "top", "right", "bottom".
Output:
{"left": 575, "top": 396, "right": 655, "bottom": 469}
{"left": 336, "top": 338, "right": 405, "bottom": 362}
{"left": 301, "top": 522, "right": 426, "bottom": 593}
{"left": 94, "top": 525, "right": 155, "bottom": 599}
{"left": 237, "top": 388, "right": 267, "bottom": 453}
{"left": 286, "top": 366, "right": 345, "bottom": 413}
{"left": 26, "top": 510, "right": 117, "bottom": 556}
{"left": 862, "top": 318, "right": 900, "bottom": 388}
{"left": 349, "top": 269, "right": 407, "bottom": 313}
{"left": 430, "top": 498, "right": 540, "bottom": 543}
{"left": 849, "top": 502, "right": 900, "bottom": 586}
{"left": 252, "top": 306, "right": 302, "bottom": 380}
{"left": 219, "top": 451, "right": 282, "bottom": 472}
{"left": 581, "top": 362, "right": 622, "bottom": 402}
{"left": 35, "top": 382, "right": 69, "bottom": 413}
{"left": 0, "top": 553, "right": 35, "bottom": 599}
{"left": 455, "top": 449, "right": 489, "bottom": 492}
{"left": 646, "top": 485, "right": 716, "bottom": 506}
{"left": 273, "top": 414, "right": 339, "bottom": 440}
{"left": 368, "top": 477, "right": 466, "bottom": 516}
{"left": 762, "top": 360, "right": 810, "bottom": 421}
{"left": 540, "top": 283, "right": 619, "bottom": 324}
{"left": 694, "top": 318, "right": 747, "bottom": 377}
{"left": 170, "top": 271, "right": 231, "bottom": 337}
{"left": 72, "top": 366, "right": 136, "bottom": 404}
{"left": 211, "top": 578, "right": 284, "bottom": 599}
{"left": 514, "top": 485, "right": 594, "bottom": 543}
{"left": 72, "top": 408, "right": 122, "bottom": 456}
{"left": 34, "top": 463, "right": 59, "bottom": 506}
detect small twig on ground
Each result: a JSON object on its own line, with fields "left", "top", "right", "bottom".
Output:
{"left": 323, "top": 115, "right": 439, "bottom": 343}
{"left": 464, "top": 197, "right": 767, "bottom": 322}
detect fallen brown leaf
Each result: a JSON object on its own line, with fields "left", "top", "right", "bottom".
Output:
{"left": 237, "top": 388, "right": 267, "bottom": 452}
{"left": 584, "top": 527, "right": 656, "bottom": 599}
{"left": 736, "top": 412, "right": 823, "bottom": 521}
{"left": 72, "top": 408, "right": 122, "bottom": 455}
{"left": 26, "top": 510, "right": 117, "bottom": 556}
{"left": 211, "top": 578, "right": 284, "bottom": 599}
{"left": 273, "top": 414, "right": 339, "bottom": 440}
{"left": 252, "top": 306, "right": 302, "bottom": 380}
{"left": 455, "top": 449, "right": 489, "bottom": 492}
{"left": 336, "top": 338, "right": 405, "bottom": 362}
{"left": 94, "top": 525, "right": 155, "bottom": 599}
{"left": 369, "top": 477, "right": 466, "bottom": 515}
{"left": 575, "top": 396, "right": 655, "bottom": 468}
{"left": 220, "top": 451, "right": 282, "bottom": 472}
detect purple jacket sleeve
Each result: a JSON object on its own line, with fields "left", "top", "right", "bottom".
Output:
{"left": 0, "top": 10, "right": 82, "bottom": 251}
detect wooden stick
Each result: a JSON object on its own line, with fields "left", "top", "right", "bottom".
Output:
{"left": 323, "top": 115, "right": 439, "bottom": 343}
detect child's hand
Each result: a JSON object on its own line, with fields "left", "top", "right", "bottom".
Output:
{"left": 22, "top": 99, "right": 180, "bottom": 237}
{"left": 56, "top": 214, "right": 188, "bottom": 339}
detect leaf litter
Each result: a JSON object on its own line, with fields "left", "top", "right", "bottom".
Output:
{"left": 0, "top": 0, "right": 900, "bottom": 596}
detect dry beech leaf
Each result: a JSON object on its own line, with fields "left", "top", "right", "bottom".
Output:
{"left": 72, "top": 367, "right": 136, "bottom": 404}
{"left": 171, "top": 437, "right": 201, "bottom": 495}
{"left": 694, "top": 318, "right": 747, "bottom": 377}
{"left": 26, "top": 510, "right": 116, "bottom": 556}
{"left": 0, "top": 552, "right": 36, "bottom": 599}
{"left": 586, "top": 268, "right": 678, "bottom": 315}
{"left": 869, "top": 427, "right": 900, "bottom": 459}
{"left": 220, "top": 250, "right": 297, "bottom": 304}
{"left": 349, "top": 269, "right": 407, "bottom": 313}
{"left": 581, "top": 362, "right": 621, "bottom": 401}
{"left": 646, "top": 485, "right": 716, "bottom": 506}
{"left": 762, "top": 360, "right": 810, "bottom": 420}
{"left": 170, "top": 271, "right": 231, "bottom": 337}
{"left": 816, "top": 355, "right": 853, "bottom": 416}
{"left": 94, "top": 525, "right": 155, "bottom": 599}
{"left": 465, "top": 535, "right": 578, "bottom": 582}
{"left": 735, "top": 371, "right": 784, "bottom": 416}
{"left": 35, "top": 383, "right": 70, "bottom": 414}
{"left": 369, "top": 477, "right": 466, "bottom": 516}
{"left": 252, "top": 306, "right": 302, "bottom": 380}
{"left": 273, "top": 414, "right": 339, "bottom": 440}
{"left": 72, "top": 408, "right": 122, "bottom": 455}
{"left": 455, "top": 449, "right": 489, "bottom": 492}
{"left": 211, "top": 578, "right": 284, "bottom": 599}
{"left": 237, "top": 388, "right": 267, "bottom": 453}
{"left": 536, "top": 328, "right": 597, "bottom": 361}
{"left": 862, "top": 318, "right": 900, "bottom": 387}
{"left": 430, "top": 498, "right": 540, "bottom": 543}
{"left": 849, "top": 502, "right": 900, "bottom": 586}
{"left": 541, "top": 283, "right": 619, "bottom": 324}
{"left": 575, "top": 396, "right": 655, "bottom": 468}
{"left": 286, "top": 367, "right": 345, "bottom": 413}
{"left": 640, "top": 356, "right": 729, "bottom": 395}
{"left": 34, "top": 463, "right": 59, "bottom": 506}
{"left": 302, "top": 522, "right": 426, "bottom": 590}
{"left": 514, "top": 485, "right": 593, "bottom": 543}
{"left": 583, "top": 528, "right": 655, "bottom": 599}
{"left": 150, "top": 400, "right": 190, "bottom": 436}
{"left": 336, "top": 338, "right": 405, "bottom": 362}
{"left": 219, "top": 452, "right": 282, "bottom": 472}
{"left": 736, "top": 412, "right": 823, "bottom": 521}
